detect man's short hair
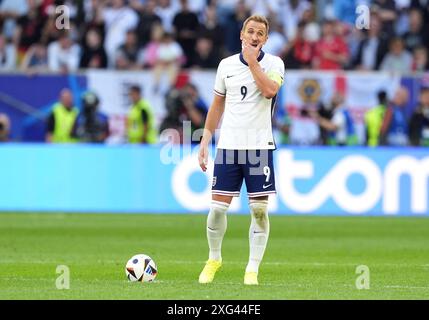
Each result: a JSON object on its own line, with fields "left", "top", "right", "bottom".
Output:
{"left": 421, "top": 86, "right": 429, "bottom": 93}
{"left": 377, "top": 90, "right": 387, "bottom": 104}
{"left": 129, "top": 85, "right": 142, "bottom": 94}
{"left": 241, "top": 15, "right": 269, "bottom": 34}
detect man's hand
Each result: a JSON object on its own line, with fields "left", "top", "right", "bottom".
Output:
{"left": 241, "top": 39, "right": 262, "bottom": 65}
{"left": 198, "top": 142, "right": 209, "bottom": 172}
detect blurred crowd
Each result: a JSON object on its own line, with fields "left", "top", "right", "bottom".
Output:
{"left": 1, "top": 0, "right": 429, "bottom": 147}
{"left": 0, "top": 0, "right": 428, "bottom": 73}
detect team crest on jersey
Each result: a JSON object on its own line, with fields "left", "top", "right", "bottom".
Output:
{"left": 212, "top": 176, "right": 217, "bottom": 187}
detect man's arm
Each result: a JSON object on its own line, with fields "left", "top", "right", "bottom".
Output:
{"left": 310, "top": 110, "right": 339, "bottom": 132}
{"left": 45, "top": 113, "right": 55, "bottom": 142}
{"left": 198, "top": 94, "right": 225, "bottom": 172}
{"left": 317, "top": 117, "right": 338, "bottom": 132}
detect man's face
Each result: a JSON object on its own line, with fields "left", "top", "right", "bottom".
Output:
{"left": 61, "top": 91, "right": 74, "bottom": 108}
{"left": 240, "top": 20, "right": 268, "bottom": 49}
{"left": 420, "top": 90, "right": 429, "bottom": 107}
{"left": 393, "top": 88, "right": 409, "bottom": 107}
{"left": 391, "top": 40, "right": 404, "bottom": 55}
{"left": 129, "top": 90, "right": 140, "bottom": 104}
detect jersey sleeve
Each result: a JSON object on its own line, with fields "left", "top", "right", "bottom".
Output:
{"left": 213, "top": 60, "right": 226, "bottom": 97}
{"left": 267, "top": 57, "right": 285, "bottom": 87}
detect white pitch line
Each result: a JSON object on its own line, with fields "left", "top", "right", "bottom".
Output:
{"left": 1, "top": 259, "right": 428, "bottom": 269}
{"left": 162, "top": 260, "right": 429, "bottom": 268}
{"left": 383, "top": 285, "right": 429, "bottom": 290}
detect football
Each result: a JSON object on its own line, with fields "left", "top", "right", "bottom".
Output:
{"left": 125, "top": 254, "right": 158, "bottom": 283}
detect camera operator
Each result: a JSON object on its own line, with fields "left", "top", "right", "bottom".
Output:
{"left": 71, "top": 91, "right": 109, "bottom": 143}
{"left": 0, "top": 113, "right": 11, "bottom": 142}
{"left": 160, "top": 82, "right": 207, "bottom": 144}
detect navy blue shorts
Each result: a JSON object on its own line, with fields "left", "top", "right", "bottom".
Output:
{"left": 211, "top": 149, "right": 276, "bottom": 197}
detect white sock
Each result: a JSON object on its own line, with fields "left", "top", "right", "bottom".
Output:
{"left": 207, "top": 200, "right": 229, "bottom": 261}
{"left": 246, "top": 199, "right": 269, "bottom": 274}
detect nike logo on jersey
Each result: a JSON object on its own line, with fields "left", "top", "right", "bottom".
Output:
{"left": 262, "top": 184, "right": 272, "bottom": 189}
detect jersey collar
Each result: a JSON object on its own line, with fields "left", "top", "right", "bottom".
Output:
{"left": 239, "top": 50, "right": 265, "bottom": 66}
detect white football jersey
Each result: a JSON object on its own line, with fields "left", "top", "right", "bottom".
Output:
{"left": 214, "top": 51, "right": 285, "bottom": 150}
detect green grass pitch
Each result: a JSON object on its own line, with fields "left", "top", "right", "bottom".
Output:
{"left": 0, "top": 212, "right": 428, "bottom": 299}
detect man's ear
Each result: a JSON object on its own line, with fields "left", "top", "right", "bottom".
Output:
{"left": 263, "top": 35, "right": 269, "bottom": 46}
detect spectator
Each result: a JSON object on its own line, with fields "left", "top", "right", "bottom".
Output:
{"left": 223, "top": 0, "right": 250, "bottom": 55}
{"left": 99, "top": 0, "right": 139, "bottom": 67}
{"left": 77, "top": 0, "right": 99, "bottom": 26}
{"left": 135, "top": 0, "right": 162, "bottom": 48}
{"left": 353, "top": 12, "right": 389, "bottom": 71}
{"left": 300, "top": 3, "right": 320, "bottom": 39}
{"left": 126, "top": 85, "right": 157, "bottom": 144}
{"left": 47, "top": 31, "right": 81, "bottom": 73}
{"left": 159, "top": 82, "right": 207, "bottom": 144}
{"left": 410, "top": 0, "right": 429, "bottom": 34}
{"left": 20, "top": 42, "right": 49, "bottom": 74}
{"left": 40, "top": 13, "right": 64, "bottom": 45}
{"left": 198, "top": 5, "right": 226, "bottom": 59}
{"left": 313, "top": 19, "right": 349, "bottom": 70}
{"left": 0, "top": 0, "right": 29, "bottom": 40}
{"left": 263, "top": 16, "right": 287, "bottom": 57}
{"left": 172, "top": 0, "right": 200, "bottom": 68}
{"left": 402, "top": 8, "right": 429, "bottom": 53}
{"left": 310, "top": 93, "right": 358, "bottom": 146}
{"left": 155, "top": 0, "right": 180, "bottom": 33}
{"left": 14, "top": 0, "right": 45, "bottom": 57}
{"left": 144, "top": 29, "right": 184, "bottom": 93}
{"left": 0, "top": 113, "right": 11, "bottom": 142}
{"left": 394, "top": 0, "right": 412, "bottom": 36}
{"left": 72, "top": 91, "right": 109, "bottom": 143}
{"left": 408, "top": 86, "right": 429, "bottom": 146}
{"left": 412, "top": 46, "right": 429, "bottom": 72}
{"left": 114, "top": 29, "right": 144, "bottom": 70}
{"left": 129, "top": 0, "right": 146, "bottom": 12}
{"left": 379, "top": 37, "right": 413, "bottom": 73}
{"left": 14, "top": 0, "right": 44, "bottom": 58}
{"left": 142, "top": 23, "right": 164, "bottom": 68}
{"left": 371, "top": 0, "right": 397, "bottom": 38}
{"left": 78, "top": 0, "right": 105, "bottom": 39}
{"left": 379, "top": 86, "right": 410, "bottom": 146}
{"left": 79, "top": 28, "right": 108, "bottom": 69}
{"left": 278, "top": 0, "right": 311, "bottom": 41}
{"left": 46, "top": 88, "right": 79, "bottom": 143}
{"left": 246, "top": 0, "right": 280, "bottom": 17}
{"left": 192, "top": 36, "right": 219, "bottom": 69}
{"left": 0, "top": 34, "right": 17, "bottom": 71}
{"left": 282, "top": 21, "right": 315, "bottom": 69}
{"left": 364, "top": 90, "right": 388, "bottom": 147}
{"left": 185, "top": 0, "right": 206, "bottom": 17}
